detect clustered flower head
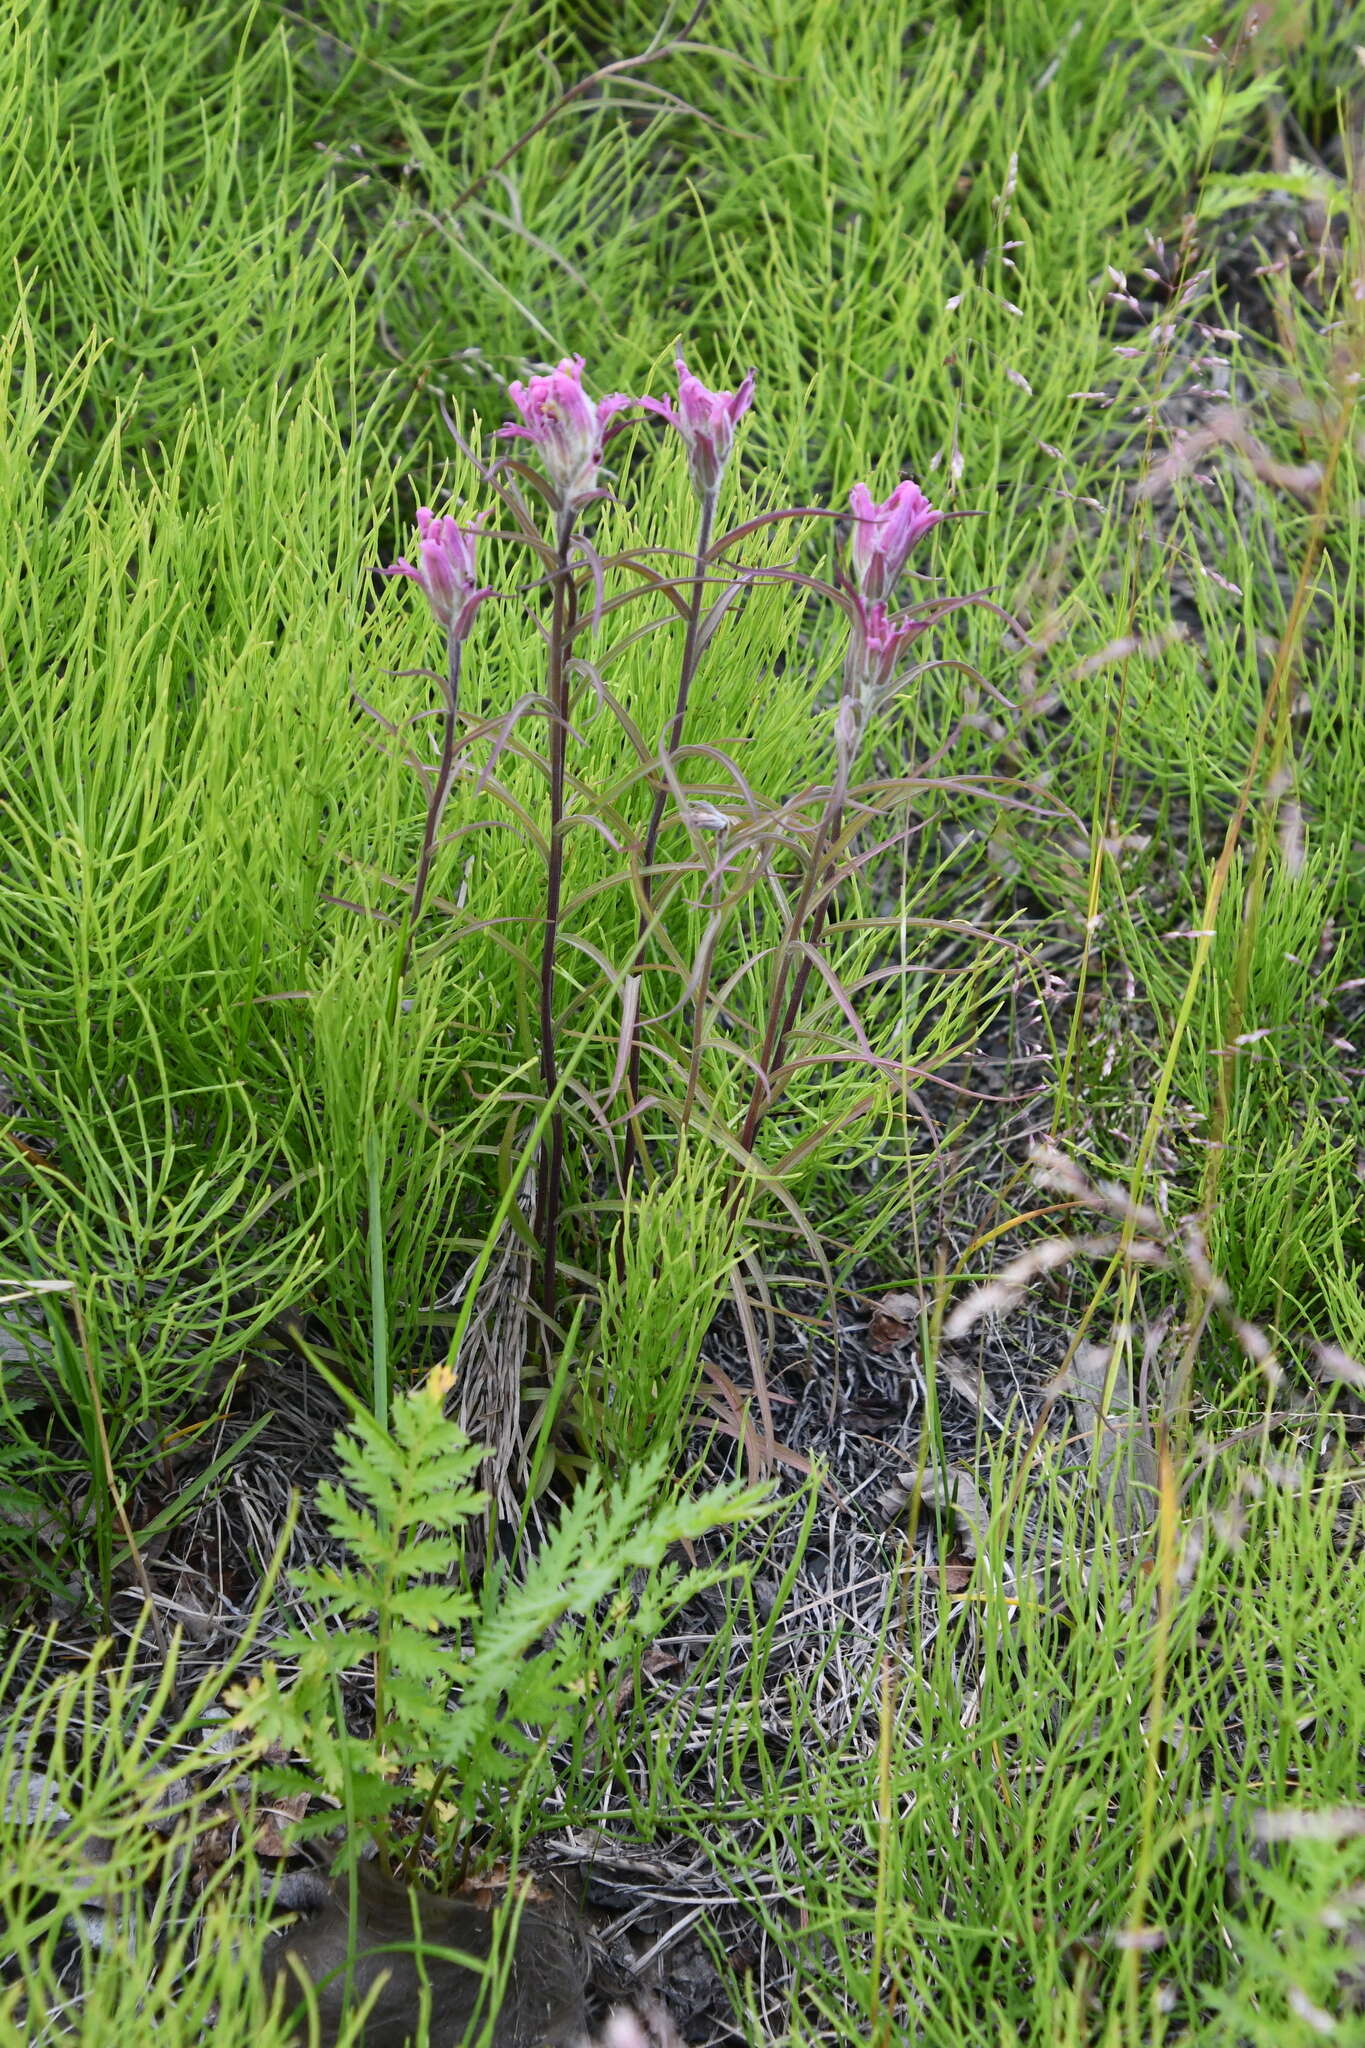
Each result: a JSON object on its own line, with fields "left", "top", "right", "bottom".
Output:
{"left": 384, "top": 506, "right": 493, "bottom": 642}
{"left": 850, "top": 600, "right": 931, "bottom": 700}
{"left": 647, "top": 353, "right": 756, "bottom": 501}
{"left": 841, "top": 477, "right": 944, "bottom": 717}
{"left": 848, "top": 479, "right": 942, "bottom": 603}
{"left": 387, "top": 356, "right": 953, "bottom": 744}
{"left": 501, "top": 354, "right": 635, "bottom": 512}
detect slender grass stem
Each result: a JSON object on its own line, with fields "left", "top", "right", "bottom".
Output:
{"left": 1201, "top": 367, "right": 1356, "bottom": 1211}
{"left": 366, "top": 1129, "right": 389, "bottom": 1434}
{"left": 1052, "top": 103, "right": 1232, "bottom": 1142}
{"left": 1120, "top": 1440, "right": 1179, "bottom": 2036}
{"left": 1124, "top": 400, "right": 1353, "bottom": 1301}
{"left": 870, "top": 1650, "right": 896, "bottom": 2048}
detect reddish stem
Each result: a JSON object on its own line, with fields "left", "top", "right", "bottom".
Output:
{"left": 622, "top": 490, "right": 716, "bottom": 1182}
{"left": 536, "top": 511, "right": 577, "bottom": 1320}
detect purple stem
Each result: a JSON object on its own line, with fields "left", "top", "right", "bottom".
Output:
{"left": 536, "top": 509, "right": 577, "bottom": 1320}
{"left": 732, "top": 794, "right": 841, "bottom": 1168}
{"left": 771, "top": 720, "right": 857, "bottom": 1054}
{"left": 622, "top": 490, "right": 717, "bottom": 1182}
{"left": 389, "top": 627, "right": 464, "bottom": 1026}
{"left": 733, "top": 668, "right": 860, "bottom": 1169}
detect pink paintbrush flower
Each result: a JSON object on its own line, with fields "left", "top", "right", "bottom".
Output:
{"left": 501, "top": 354, "right": 635, "bottom": 511}
{"left": 647, "top": 352, "right": 756, "bottom": 499}
{"left": 384, "top": 507, "right": 494, "bottom": 641}
{"left": 848, "top": 479, "right": 942, "bottom": 602}
{"left": 849, "top": 598, "right": 932, "bottom": 704}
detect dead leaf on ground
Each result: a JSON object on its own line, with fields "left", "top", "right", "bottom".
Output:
{"left": 903, "top": 1467, "right": 991, "bottom": 1557}
{"left": 254, "top": 1788, "right": 312, "bottom": 1860}
{"left": 931, "top": 1559, "right": 975, "bottom": 1594}
{"left": 866, "top": 1291, "right": 922, "bottom": 1355}
{"left": 192, "top": 1822, "right": 239, "bottom": 1881}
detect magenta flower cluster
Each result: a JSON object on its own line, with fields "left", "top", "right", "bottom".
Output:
{"left": 848, "top": 480, "right": 942, "bottom": 601}
{"left": 498, "top": 349, "right": 758, "bottom": 512}
{"left": 501, "top": 354, "right": 635, "bottom": 513}
{"left": 386, "top": 351, "right": 942, "bottom": 694}
{"left": 643, "top": 353, "right": 756, "bottom": 500}
{"left": 853, "top": 600, "right": 932, "bottom": 696}
{"left": 384, "top": 506, "right": 494, "bottom": 644}
{"left": 844, "top": 482, "right": 942, "bottom": 715}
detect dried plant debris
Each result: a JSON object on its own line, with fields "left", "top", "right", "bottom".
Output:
{"left": 1049, "top": 1340, "right": 1158, "bottom": 1536}
{"left": 443, "top": 1168, "right": 538, "bottom": 1530}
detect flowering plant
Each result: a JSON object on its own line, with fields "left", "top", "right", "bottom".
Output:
{"left": 500, "top": 354, "right": 635, "bottom": 513}
{"left": 367, "top": 343, "right": 1008, "bottom": 1448}
{"left": 646, "top": 352, "right": 755, "bottom": 501}
{"left": 847, "top": 599, "right": 933, "bottom": 711}
{"left": 847, "top": 478, "right": 942, "bottom": 602}
{"left": 384, "top": 506, "right": 493, "bottom": 643}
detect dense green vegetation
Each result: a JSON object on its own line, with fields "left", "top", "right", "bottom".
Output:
{"left": 1, "top": 2, "right": 1362, "bottom": 2042}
